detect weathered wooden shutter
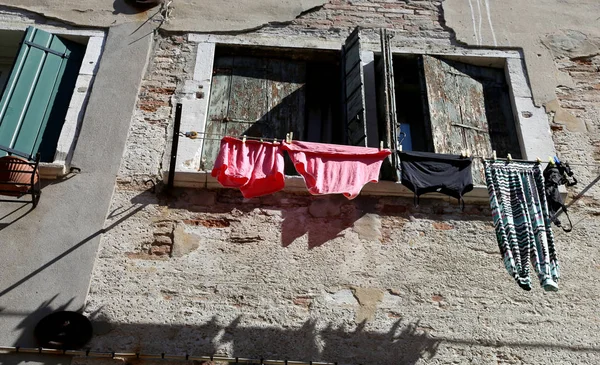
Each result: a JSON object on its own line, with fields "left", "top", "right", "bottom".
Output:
{"left": 375, "top": 28, "right": 399, "bottom": 180}
{"left": 421, "top": 55, "right": 492, "bottom": 185}
{"left": 0, "top": 26, "right": 84, "bottom": 160}
{"left": 342, "top": 27, "right": 368, "bottom": 147}
{"left": 201, "top": 56, "right": 306, "bottom": 171}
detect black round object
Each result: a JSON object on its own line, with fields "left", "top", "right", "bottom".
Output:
{"left": 34, "top": 311, "right": 93, "bottom": 349}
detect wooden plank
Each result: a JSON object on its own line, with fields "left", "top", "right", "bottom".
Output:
{"left": 266, "top": 58, "right": 306, "bottom": 140}
{"left": 202, "top": 59, "right": 232, "bottom": 171}
{"left": 207, "top": 69, "right": 231, "bottom": 122}
{"left": 343, "top": 26, "right": 367, "bottom": 147}
{"left": 378, "top": 28, "right": 399, "bottom": 180}
{"left": 199, "top": 117, "right": 226, "bottom": 171}
{"left": 346, "top": 86, "right": 364, "bottom": 122}
{"left": 345, "top": 68, "right": 362, "bottom": 103}
{"left": 422, "top": 55, "right": 492, "bottom": 185}
{"left": 228, "top": 57, "right": 268, "bottom": 123}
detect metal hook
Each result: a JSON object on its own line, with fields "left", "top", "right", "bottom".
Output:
{"left": 144, "top": 179, "right": 157, "bottom": 194}
{"left": 398, "top": 131, "right": 406, "bottom": 146}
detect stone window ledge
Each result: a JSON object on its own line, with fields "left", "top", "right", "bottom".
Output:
{"left": 164, "top": 171, "right": 488, "bottom": 204}
{"left": 163, "top": 171, "right": 566, "bottom": 204}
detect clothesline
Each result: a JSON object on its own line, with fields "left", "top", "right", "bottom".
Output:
{"left": 179, "top": 131, "right": 600, "bottom": 167}
{"left": 179, "top": 131, "right": 291, "bottom": 144}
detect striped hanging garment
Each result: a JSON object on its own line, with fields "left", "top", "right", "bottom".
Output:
{"left": 484, "top": 161, "right": 560, "bottom": 291}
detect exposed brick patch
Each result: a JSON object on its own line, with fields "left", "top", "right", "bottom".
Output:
{"left": 183, "top": 218, "right": 231, "bottom": 228}
{"left": 292, "top": 296, "right": 313, "bottom": 309}
{"left": 125, "top": 252, "right": 168, "bottom": 260}
{"left": 138, "top": 99, "right": 168, "bottom": 112}
{"left": 431, "top": 294, "right": 444, "bottom": 302}
{"left": 381, "top": 204, "right": 407, "bottom": 215}
{"left": 137, "top": 221, "right": 176, "bottom": 257}
{"left": 432, "top": 222, "right": 453, "bottom": 230}
{"left": 256, "top": 0, "right": 451, "bottom": 41}
{"left": 144, "top": 86, "right": 176, "bottom": 95}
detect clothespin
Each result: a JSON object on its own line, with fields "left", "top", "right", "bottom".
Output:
{"left": 492, "top": 150, "right": 497, "bottom": 161}
{"left": 185, "top": 131, "right": 198, "bottom": 139}
{"left": 536, "top": 156, "right": 542, "bottom": 164}
{"left": 507, "top": 153, "right": 513, "bottom": 162}
{"left": 466, "top": 149, "right": 471, "bottom": 158}
{"left": 273, "top": 137, "right": 277, "bottom": 144}
{"left": 380, "top": 141, "right": 384, "bottom": 151}
{"left": 260, "top": 138, "right": 264, "bottom": 143}
{"left": 289, "top": 132, "right": 293, "bottom": 143}
{"left": 242, "top": 135, "right": 247, "bottom": 144}
{"left": 548, "top": 156, "right": 555, "bottom": 165}
{"left": 460, "top": 149, "right": 465, "bottom": 158}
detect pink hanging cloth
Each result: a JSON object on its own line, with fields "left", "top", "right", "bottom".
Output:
{"left": 211, "top": 136, "right": 285, "bottom": 198}
{"left": 282, "top": 141, "right": 391, "bottom": 199}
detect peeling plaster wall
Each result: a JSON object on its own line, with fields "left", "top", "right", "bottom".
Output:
{"left": 0, "top": 0, "right": 328, "bottom": 32}
{"left": 443, "top": 0, "right": 600, "bottom": 109}
{"left": 0, "top": 0, "right": 576, "bottom": 363}
{"left": 76, "top": 1, "right": 600, "bottom": 363}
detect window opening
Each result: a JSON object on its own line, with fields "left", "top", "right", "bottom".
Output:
{"left": 200, "top": 45, "right": 342, "bottom": 173}
{"left": 0, "top": 27, "right": 86, "bottom": 162}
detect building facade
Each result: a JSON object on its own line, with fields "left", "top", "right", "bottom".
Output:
{"left": 1, "top": 1, "right": 599, "bottom": 364}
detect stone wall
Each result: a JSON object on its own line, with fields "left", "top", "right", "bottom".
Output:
{"left": 256, "top": 0, "right": 451, "bottom": 43}
{"left": 82, "top": 1, "right": 600, "bottom": 364}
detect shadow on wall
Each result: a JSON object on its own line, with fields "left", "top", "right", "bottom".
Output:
{"left": 0, "top": 170, "right": 86, "bottom": 232}
{"left": 161, "top": 189, "right": 380, "bottom": 249}
{"left": 279, "top": 195, "right": 380, "bottom": 248}
{"left": 162, "top": 187, "right": 493, "bottom": 249}
{"left": 0, "top": 294, "right": 82, "bottom": 347}
{"left": 0, "top": 203, "right": 34, "bottom": 232}
{"left": 112, "top": 0, "right": 162, "bottom": 15}
{"left": 84, "top": 316, "right": 440, "bottom": 365}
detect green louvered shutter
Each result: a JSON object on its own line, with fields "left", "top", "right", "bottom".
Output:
{"left": 0, "top": 26, "right": 85, "bottom": 161}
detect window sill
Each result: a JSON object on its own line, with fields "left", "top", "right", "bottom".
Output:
{"left": 39, "top": 162, "right": 68, "bottom": 179}
{"left": 163, "top": 171, "right": 554, "bottom": 204}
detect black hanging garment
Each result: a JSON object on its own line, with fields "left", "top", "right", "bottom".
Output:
{"left": 543, "top": 159, "right": 577, "bottom": 232}
{"left": 398, "top": 151, "right": 473, "bottom": 207}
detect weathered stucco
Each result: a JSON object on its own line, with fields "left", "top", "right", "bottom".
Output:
{"left": 1, "top": 1, "right": 600, "bottom": 364}
{"left": 0, "top": 0, "right": 327, "bottom": 32}
{"left": 78, "top": 1, "right": 600, "bottom": 363}
{"left": 443, "top": 0, "right": 600, "bottom": 109}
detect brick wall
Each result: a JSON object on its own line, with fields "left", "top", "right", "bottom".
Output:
{"left": 116, "top": 35, "right": 195, "bottom": 188}
{"left": 257, "top": 0, "right": 452, "bottom": 44}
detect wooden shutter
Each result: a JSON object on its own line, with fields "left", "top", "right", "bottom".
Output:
{"left": 421, "top": 55, "right": 492, "bottom": 185}
{"left": 375, "top": 28, "right": 399, "bottom": 180}
{"left": 201, "top": 56, "right": 306, "bottom": 171}
{"left": 0, "top": 26, "right": 84, "bottom": 160}
{"left": 342, "top": 27, "right": 367, "bottom": 147}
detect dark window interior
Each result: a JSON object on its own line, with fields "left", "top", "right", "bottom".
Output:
{"left": 392, "top": 55, "right": 430, "bottom": 152}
